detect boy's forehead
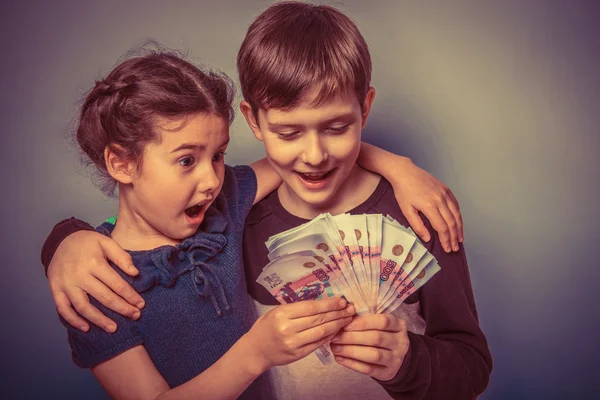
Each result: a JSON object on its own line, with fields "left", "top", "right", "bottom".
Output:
{"left": 262, "top": 88, "right": 360, "bottom": 122}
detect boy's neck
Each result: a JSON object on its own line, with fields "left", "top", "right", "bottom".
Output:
{"left": 278, "top": 163, "right": 381, "bottom": 220}
{"left": 111, "top": 197, "right": 181, "bottom": 251}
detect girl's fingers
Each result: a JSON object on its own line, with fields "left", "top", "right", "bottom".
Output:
{"left": 284, "top": 297, "right": 348, "bottom": 319}
{"left": 401, "top": 204, "right": 431, "bottom": 243}
{"left": 436, "top": 200, "right": 459, "bottom": 252}
{"left": 293, "top": 304, "right": 356, "bottom": 331}
{"left": 297, "top": 333, "right": 337, "bottom": 359}
{"left": 446, "top": 193, "right": 464, "bottom": 242}
{"left": 295, "top": 316, "right": 353, "bottom": 346}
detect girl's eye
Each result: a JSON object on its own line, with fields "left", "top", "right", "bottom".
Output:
{"left": 327, "top": 125, "right": 349, "bottom": 134}
{"left": 178, "top": 156, "right": 195, "bottom": 168}
{"left": 212, "top": 151, "right": 226, "bottom": 162}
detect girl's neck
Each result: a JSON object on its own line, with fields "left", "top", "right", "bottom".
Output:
{"left": 279, "top": 163, "right": 381, "bottom": 220}
{"left": 111, "top": 196, "right": 181, "bottom": 251}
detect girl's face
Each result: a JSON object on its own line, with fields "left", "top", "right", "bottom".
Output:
{"left": 125, "top": 113, "right": 229, "bottom": 242}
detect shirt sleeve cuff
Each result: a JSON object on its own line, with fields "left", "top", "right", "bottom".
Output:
{"left": 375, "top": 331, "right": 421, "bottom": 391}
{"left": 41, "top": 217, "right": 95, "bottom": 275}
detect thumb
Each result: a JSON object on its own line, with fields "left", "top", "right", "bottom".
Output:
{"left": 402, "top": 205, "right": 431, "bottom": 243}
{"left": 99, "top": 236, "right": 138, "bottom": 276}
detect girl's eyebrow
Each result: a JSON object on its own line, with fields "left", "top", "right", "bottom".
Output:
{"left": 170, "top": 138, "right": 230, "bottom": 153}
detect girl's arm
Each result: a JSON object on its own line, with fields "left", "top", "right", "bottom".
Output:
{"left": 248, "top": 157, "right": 282, "bottom": 205}
{"left": 357, "top": 142, "right": 463, "bottom": 253}
{"left": 92, "top": 342, "right": 259, "bottom": 400}
{"left": 90, "top": 297, "right": 354, "bottom": 400}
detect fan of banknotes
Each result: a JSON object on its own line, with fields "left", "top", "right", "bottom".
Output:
{"left": 256, "top": 213, "right": 441, "bottom": 364}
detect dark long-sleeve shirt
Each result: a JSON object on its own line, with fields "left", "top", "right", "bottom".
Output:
{"left": 242, "top": 178, "right": 492, "bottom": 399}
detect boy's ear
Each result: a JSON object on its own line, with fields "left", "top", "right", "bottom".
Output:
{"left": 240, "top": 100, "right": 264, "bottom": 141}
{"left": 360, "top": 86, "right": 377, "bottom": 129}
{"left": 104, "top": 145, "right": 136, "bottom": 184}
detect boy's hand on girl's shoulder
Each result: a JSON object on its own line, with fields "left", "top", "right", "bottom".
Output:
{"left": 391, "top": 160, "right": 464, "bottom": 252}
{"left": 244, "top": 297, "right": 356, "bottom": 372}
{"left": 48, "top": 230, "right": 144, "bottom": 333}
{"left": 330, "top": 314, "right": 410, "bottom": 381}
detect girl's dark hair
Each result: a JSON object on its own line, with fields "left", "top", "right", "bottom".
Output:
{"left": 76, "top": 46, "right": 235, "bottom": 195}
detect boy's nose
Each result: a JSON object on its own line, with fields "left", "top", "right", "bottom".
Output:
{"left": 301, "top": 134, "right": 329, "bottom": 166}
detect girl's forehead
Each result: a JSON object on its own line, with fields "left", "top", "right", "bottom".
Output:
{"left": 152, "top": 113, "right": 230, "bottom": 151}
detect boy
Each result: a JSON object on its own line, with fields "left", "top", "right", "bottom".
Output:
{"left": 237, "top": 2, "right": 491, "bottom": 399}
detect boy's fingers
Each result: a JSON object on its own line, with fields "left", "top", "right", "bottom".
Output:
{"left": 81, "top": 278, "right": 141, "bottom": 319}
{"left": 402, "top": 205, "right": 430, "bottom": 243}
{"left": 296, "top": 316, "right": 353, "bottom": 345}
{"left": 99, "top": 236, "right": 138, "bottom": 276}
{"left": 54, "top": 291, "right": 89, "bottom": 332}
{"left": 286, "top": 297, "right": 347, "bottom": 319}
{"left": 294, "top": 304, "right": 356, "bottom": 331}
{"left": 335, "top": 355, "right": 389, "bottom": 380}
{"left": 69, "top": 287, "right": 118, "bottom": 333}
{"left": 344, "top": 314, "right": 404, "bottom": 332}
{"left": 330, "top": 344, "right": 393, "bottom": 367}
{"left": 92, "top": 265, "right": 145, "bottom": 309}
{"left": 331, "top": 330, "right": 393, "bottom": 349}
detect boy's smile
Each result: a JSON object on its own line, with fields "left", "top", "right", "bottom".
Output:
{"left": 242, "top": 87, "right": 377, "bottom": 219}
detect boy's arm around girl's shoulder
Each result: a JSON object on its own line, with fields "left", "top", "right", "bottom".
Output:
{"left": 378, "top": 222, "right": 493, "bottom": 400}
{"left": 41, "top": 217, "right": 94, "bottom": 273}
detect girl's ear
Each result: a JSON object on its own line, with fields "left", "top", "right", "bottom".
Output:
{"left": 104, "top": 145, "right": 137, "bottom": 184}
{"left": 240, "top": 100, "right": 264, "bottom": 141}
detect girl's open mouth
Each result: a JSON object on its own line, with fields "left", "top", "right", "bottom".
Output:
{"left": 184, "top": 201, "right": 208, "bottom": 223}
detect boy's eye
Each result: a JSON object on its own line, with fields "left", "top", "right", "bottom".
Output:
{"left": 327, "top": 125, "right": 349, "bottom": 134}
{"left": 212, "top": 151, "right": 226, "bottom": 162}
{"left": 276, "top": 131, "right": 299, "bottom": 140}
{"left": 178, "top": 156, "right": 195, "bottom": 168}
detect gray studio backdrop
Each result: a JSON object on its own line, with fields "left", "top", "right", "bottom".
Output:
{"left": 1, "top": 1, "right": 598, "bottom": 399}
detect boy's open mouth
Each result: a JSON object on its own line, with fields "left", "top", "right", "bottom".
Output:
{"left": 296, "top": 170, "right": 334, "bottom": 182}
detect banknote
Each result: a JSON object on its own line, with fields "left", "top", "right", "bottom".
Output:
{"left": 258, "top": 212, "right": 442, "bottom": 365}
{"left": 257, "top": 251, "right": 340, "bottom": 364}
{"left": 266, "top": 214, "right": 369, "bottom": 313}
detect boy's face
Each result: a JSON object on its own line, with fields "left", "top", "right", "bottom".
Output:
{"left": 242, "top": 87, "right": 375, "bottom": 212}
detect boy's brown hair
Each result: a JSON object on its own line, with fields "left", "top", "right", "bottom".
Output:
{"left": 237, "top": 1, "right": 372, "bottom": 115}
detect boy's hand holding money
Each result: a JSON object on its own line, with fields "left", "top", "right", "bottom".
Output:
{"left": 243, "top": 297, "right": 356, "bottom": 373}
{"left": 329, "top": 314, "right": 410, "bottom": 381}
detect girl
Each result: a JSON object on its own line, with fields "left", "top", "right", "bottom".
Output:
{"left": 59, "top": 49, "right": 360, "bottom": 400}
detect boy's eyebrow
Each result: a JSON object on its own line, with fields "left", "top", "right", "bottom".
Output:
{"left": 267, "top": 112, "right": 356, "bottom": 129}
{"left": 170, "top": 138, "right": 230, "bottom": 153}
